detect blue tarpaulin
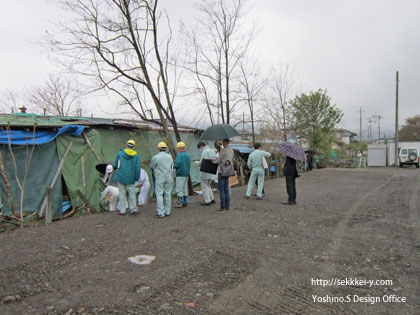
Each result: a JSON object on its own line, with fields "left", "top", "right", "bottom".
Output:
{"left": 0, "top": 125, "right": 85, "bottom": 145}
{"left": 62, "top": 201, "right": 72, "bottom": 213}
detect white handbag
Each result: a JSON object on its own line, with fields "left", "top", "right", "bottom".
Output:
{"left": 262, "top": 156, "right": 268, "bottom": 169}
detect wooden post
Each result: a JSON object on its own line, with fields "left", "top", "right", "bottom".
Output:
{"left": 187, "top": 176, "right": 194, "bottom": 196}
{"left": 76, "top": 189, "right": 94, "bottom": 213}
{"left": 82, "top": 131, "right": 102, "bottom": 163}
{"left": 239, "top": 161, "right": 245, "bottom": 186}
{"left": 39, "top": 142, "right": 73, "bottom": 217}
{"left": 45, "top": 187, "right": 53, "bottom": 224}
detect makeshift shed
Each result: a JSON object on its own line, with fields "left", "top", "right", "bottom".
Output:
{"left": 0, "top": 114, "right": 203, "bottom": 218}
{"left": 367, "top": 144, "right": 388, "bottom": 166}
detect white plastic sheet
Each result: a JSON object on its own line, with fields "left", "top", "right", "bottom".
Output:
{"left": 127, "top": 255, "right": 155, "bottom": 265}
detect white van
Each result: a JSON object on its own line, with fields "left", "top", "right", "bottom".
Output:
{"left": 399, "top": 148, "right": 419, "bottom": 168}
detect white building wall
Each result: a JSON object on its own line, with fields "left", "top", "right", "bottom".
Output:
{"left": 368, "top": 144, "right": 387, "bottom": 166}
{"left": 342, "top": 136, "right": 351, "bottom": 144}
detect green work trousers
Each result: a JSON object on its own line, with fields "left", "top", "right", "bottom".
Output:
{"left": 246, "top": 168, "right": 265, "bottom": 198}
{"left": 175, "top": 176, "right": 188, "bottom": 198}
{"left": 117, "top": 182, "right": 137, "bottom": 214}
{"left": 155, "top": 176, "right": 173, "bottom": 216}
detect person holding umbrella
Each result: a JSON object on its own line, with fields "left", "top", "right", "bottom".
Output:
{"left": 200, "top": 124, "right": 239, "bottom": 211}
{"left": 213, "top": 139, "right": 234, "bottom": 211}
{"left": 277, "top": 142, "right": 306, "bottom": 205}
{"left": 283, "top": 156, "right": 298, "bottom": 204}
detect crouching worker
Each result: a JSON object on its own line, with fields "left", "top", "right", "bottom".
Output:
{"left": 101, "top": 164, "right": 119, "bottom": 211}
{"left": 113, "top": 139, "right": 140, "bottom": 215}
{"left": 150, "top": 142, "right": 174, "bottom": 218}
{"left": 136, "top": 168, "right": 150, "bottom": 207}
{"left": 174, "top": 141, "right": 191, "bottom": 208}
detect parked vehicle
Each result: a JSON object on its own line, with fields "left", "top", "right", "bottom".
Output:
{"left": 399, "top": 148, "right": 419, "bottom": 168}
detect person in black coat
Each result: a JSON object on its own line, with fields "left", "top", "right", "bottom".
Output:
{"left": 283, "top": 156, "right": 298, "bottom": 204}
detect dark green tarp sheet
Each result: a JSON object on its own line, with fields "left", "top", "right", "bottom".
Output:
{"left": 0, "top": 141, "right": 62, "bottom": 217}
{"left": 56, "top": 129, "right": 104, "bottom": 211}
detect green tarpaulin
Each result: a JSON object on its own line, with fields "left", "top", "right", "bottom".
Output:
{"left": 56, "top": 129, "right": 104, "bottom": 211}
{"left": 0, "top": 141, "right": 63, "bottom": 217}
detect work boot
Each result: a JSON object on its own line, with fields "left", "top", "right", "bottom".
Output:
{"left": 175, "top": 197, "right": 183, "bottom": 208}
{"left": 183, "top": 196, "right": 188, "bottom": 207}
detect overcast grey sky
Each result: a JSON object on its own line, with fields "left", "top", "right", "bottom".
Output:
{"left": 1, "top": 0, "right": 419, "bottom": 138}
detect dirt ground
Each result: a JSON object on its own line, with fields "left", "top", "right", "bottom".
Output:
{"left": 1, "top": 167, "right": 420, "bottom": 314}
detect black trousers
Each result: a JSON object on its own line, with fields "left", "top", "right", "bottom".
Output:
{"left": 285, "top": 176, "right": 296, "bottom": 202}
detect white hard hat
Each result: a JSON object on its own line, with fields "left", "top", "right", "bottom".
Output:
{"left": 106, "top": 164, "right": 113, "bottom": 173}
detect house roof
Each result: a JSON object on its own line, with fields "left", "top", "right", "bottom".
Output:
{"left": 333, "top": 128, "right": 357, "bottom": 137}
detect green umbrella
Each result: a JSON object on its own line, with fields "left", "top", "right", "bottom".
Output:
{"left": 200, "top": 124, "right": 240, "bottom": 140}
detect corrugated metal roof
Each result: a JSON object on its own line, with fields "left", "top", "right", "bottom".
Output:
{"left": 0, "top": 114, "right": 202, "bottom": 133}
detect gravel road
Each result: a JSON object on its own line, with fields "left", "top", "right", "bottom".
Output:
{"left": 1, "top": 167, "right": 419, "bottom": 314}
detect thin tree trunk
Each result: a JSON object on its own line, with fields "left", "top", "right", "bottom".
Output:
{"left": 0, "top": 152, "right": 16, "bottom": 215}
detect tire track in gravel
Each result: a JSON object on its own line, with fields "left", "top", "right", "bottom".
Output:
{"left": 408, "top": 172, "right": 420, "bottom": 244}
{"left": 318, "top": 174, "right": 396, "bottom": 279}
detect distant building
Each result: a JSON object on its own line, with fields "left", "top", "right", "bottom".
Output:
{"left": 232, "top": 129, "right": 253, "bottom": 142}
{"left": 333, "top": 128, "right": 357, "bottom": 145}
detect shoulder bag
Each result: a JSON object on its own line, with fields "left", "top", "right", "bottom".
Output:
{"left": 221, "top": 160, "right": 235, "bottom": 177}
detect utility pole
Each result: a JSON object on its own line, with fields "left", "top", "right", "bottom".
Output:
{"left": 242, "top": 112, "right": 245, "bottom": 138}
{"left": 368, "top": 117, "right": 373, "bottom": 143}
{"left": 395, "top": 71, "right": 399, "bottom": 167}
{"left": 372, "top": 114, "right": 382, "bottom": 142}
{"left": 357, "top": 107, "right": 364, "bottom": 142}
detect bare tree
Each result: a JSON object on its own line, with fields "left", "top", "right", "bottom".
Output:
{"left": 6, "top": 123, "right": 37, "bottom": 226}
{"left": 183, "top": 0, "right": 254, "bottom": 125}
{"left": 262, "top": 63, "right": 299, "bottom": 141}
{"left": 47, "top": 0, "right": 183, "bottom": 155}
{"left": 0, "top": 89, "right": 23, "bottom": 113}
{"left": 237, "top": 59, "right": 267, "bottom": 144}
{"left": 27, "top": 74, "right": 84, "bottom": 116}
{"left": 0, "top": 152, "right": 16, "bottom": 216}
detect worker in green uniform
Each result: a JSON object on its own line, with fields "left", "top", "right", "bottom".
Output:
{"left": 245, "top": 143, "right": 271, "bottom": 200}
{"left": 113, "top": 139, "right": 140, "bottom": 215}
{"left": 174, "top": 141, "right": 191, "bottom": 208}
{"left": 150, "top": 142, "right": 174, "bottom": 218}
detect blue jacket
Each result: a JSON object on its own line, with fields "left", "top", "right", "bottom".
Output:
{"left": 113, "top": 149, "right": 140, "bottom": 184}
{"left": 174, "top": 151, "right": 191, "bottom": 177}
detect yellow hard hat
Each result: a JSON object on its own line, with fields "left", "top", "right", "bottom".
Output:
{"left": 176, "top": 141, "right": 186, "bottom": 149}
{"left": 157, "top": 142, "right": 167, "bottom": 149}
{"left": 126, "top": 139, "right": 136, "bottom": 147}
